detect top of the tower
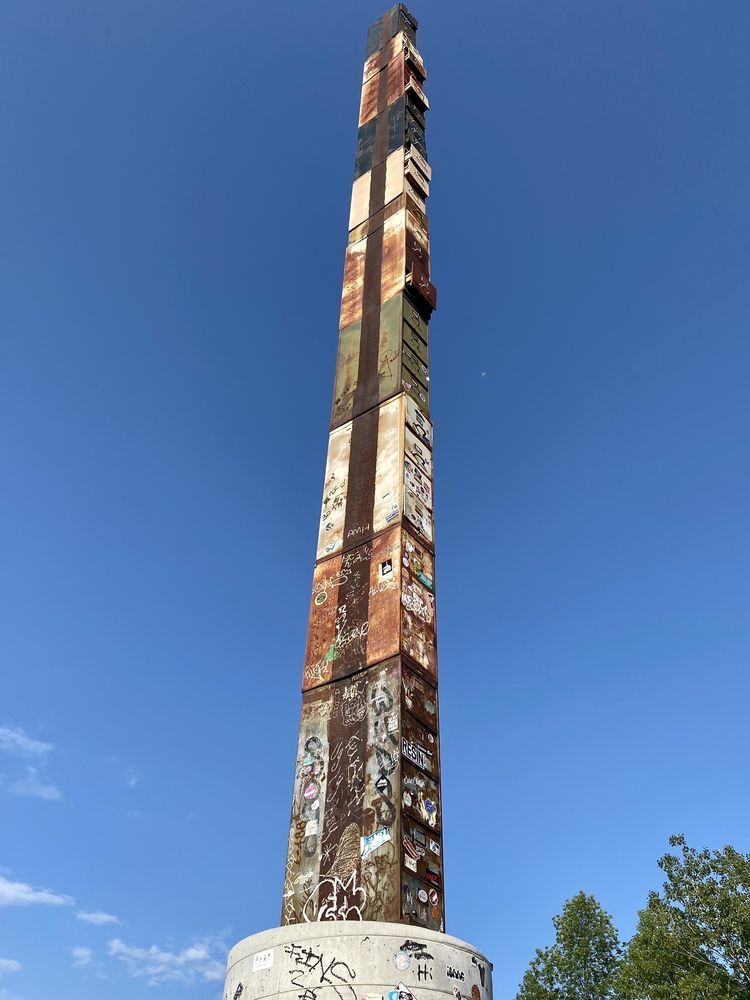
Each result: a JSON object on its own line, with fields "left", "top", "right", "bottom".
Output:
{"left": 365, "top": 4, "right": 419, "bottom": 57}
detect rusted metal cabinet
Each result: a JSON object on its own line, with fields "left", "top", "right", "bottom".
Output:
{"left": 280, "top": 654, "right": 443, "bottom": 929}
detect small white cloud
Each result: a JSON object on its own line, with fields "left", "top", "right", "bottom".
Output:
{"left": 10, "top": 767, "right": 61, "bottom": 801}
{"left": 107, "top": 935, "right": 227, "bottom": 986}
{"left": 0, "top": 960, "right": 21, "bottom": 978}
{"left": 0, "top": 726, "right": 52, "bottom": 758}
{"left": 77, "top": 911, "right": 120, "bottom": 926}
{"left": 0, "top": 873, "right": 74, "bottom": 908}
{"left": 108, "top": 756, "right": 138, "bottom": 790}
{"left": 71, "top": 947, "right": 93, "bottom": 968}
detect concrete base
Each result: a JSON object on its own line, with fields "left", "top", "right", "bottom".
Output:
{"left": 224, "top": 923, "right": 493, "bottom": 1000}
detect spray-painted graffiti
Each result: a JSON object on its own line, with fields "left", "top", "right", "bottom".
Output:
{"left": 282, "top": 660, "right": 405, "bottom": 924}
{"left": 284, "top": 942, "right": 357, "bottom": 1000}
{"left": 304, "top": 533, "right": 402, "bottom": 690}
{"left": 303, "top": 870, "right": 367, "bottom": 922}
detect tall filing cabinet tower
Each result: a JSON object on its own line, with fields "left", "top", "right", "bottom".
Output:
{"left": 223, "top": 9, "right": 494, "bottom": 999}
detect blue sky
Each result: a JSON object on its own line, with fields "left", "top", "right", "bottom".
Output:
{"left": 1, "top": 0, "right": 749, "bottom": 997}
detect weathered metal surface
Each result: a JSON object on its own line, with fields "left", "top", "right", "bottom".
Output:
{"left": 405, "top": 424, "right": 432, "bottom": 477}
{"left": 303, "top": 525, "right": 436, "bottom": 690}
{"left": 403, "top": 343, "right": 429, "bottom": 386}
{"left": 331, "top": 293, "right": 431, "bottom": 429}
{"left": 404, "top": 458, "right": 433, "bottom": 510}
{"left": 405, "top": 143, "right": 431, "bottom": 181}
{"left": 287, "top": 7, "right": 443, "bottom": 932}
{"left": 363, "top": 27, "right": 424, "bottom": 85}
{"left": 403, "top": 296, "right": 429, "bottom": 340}
{"left": 401, "top": 528, "right": 437, "bottom": 679}
{"left": 404, "top": 487, "right": 433, "bottom": 546}
{"left": 403, "top": 320, "right": 428, "bottom": 363}
{"left": 401, "top": 360, "right": 430, "bottom": 411}
{"left": 405, "top": 159, "right": 430, "bottom": 199}
{"left": 331, "top": 296, "right": 402, "bottom": 428}
{"left": 406, "top": 394, "right": 432, "bottom": 448}
{"left": 317, "top": 397, "right": 401, "bottom": 560}
{"left": 381, "top": 210, "right": 407, "bottom": 305}
{"left": 350, "top": 151, "right": 429, "bottom": 235}
{"left": 401, "top": 663, "right": 438, "bottom": 730}
{"left": 401, "top": 871, "right": 443, "bottom": 931}
{"left": 406, "top": 261, "right": 437, "bottom": 313}
{"left": 402, "top": 760, "right": 441, "bottom": 830}
{"left": 402, "top": 813, "right": 443, "bottom": 887}
{"left": 282, "top": 658, "right": 402, "bottom": 925}
{"left": 405, "top": 73, "right": 429, "bottom": 110}
{"left": 366, "top": 5, "right": 417, "bottom": 60}
{"left": 402, "top": 712, "right": 439, "bottom": 777}
{"left": 304, "top": 529, "right": 402, "bottom": 690}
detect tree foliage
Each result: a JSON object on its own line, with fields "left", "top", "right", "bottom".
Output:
{"left": 619, "top": 835, "right": 750, "bottom": 1000}
{"left": 516, "top": 837, "right": 750, "bottom": 1000}
{"left": 517, "top": 891, "right": 624, "bottom": 1000}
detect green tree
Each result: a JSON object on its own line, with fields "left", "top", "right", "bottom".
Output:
{"left": 619, "top": 835, "right": 750, "bottom": 1000}
{"left": 517, "top": 891, "right": 624, "bottom": 1000}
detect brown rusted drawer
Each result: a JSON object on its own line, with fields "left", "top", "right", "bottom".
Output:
{"left": 406, "top": 261, "right": 437, "bottom": 313}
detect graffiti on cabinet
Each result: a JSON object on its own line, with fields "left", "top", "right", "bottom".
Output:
{"left": 317, "top": 398, "right": 401, "bottom": 559}
{"left": 401, "top": 665, "right": 437, "bottom": 730}
{"left": 283, "top": 662, "right": 403, "bottom": 924}
{"left": 401, "top": 872, "right": 442, "bottom": 931}
{"left": 402, "top": 760, "right": 440, "bottom": 830}
{"left": 401, "top": 531, "right": 436, "bottom": 678}
{"left": 304, "top": 531, "right": 401, "bottom": 690}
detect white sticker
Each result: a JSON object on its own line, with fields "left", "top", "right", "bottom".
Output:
{"left": 405, "top": 855, "right": 418, "bottom": 872}
{"left": 429, "top": 838, "right": 441, "bottom": 856}
{"left": 361, "top": 826, "right": 391, "bottom": 859}
{"left": 304, "top": 820, "right": 318, "bottom": 837}
{"left": 387, "top": 716, "right": 398, "bottom": 733}
{"left": 252, "top": 949, "right": 274, "bottom": 972}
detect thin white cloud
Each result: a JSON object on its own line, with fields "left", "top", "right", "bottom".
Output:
{"left": 9, "top": 767, "right": 61, "bottom": 801}
{"left": 0, "top": 874, "right": 74, "bottom": 908}
{"left": 107, "top": 936, "right": 226, "bottom": 986}
{"left": 0, "top": 960, "right": 21, "bottom": 978}
{"left": 0, "top": 726, "right": 52, "bottom": 758}
{"left": 77, "top": 910, "right": 120, "bottom": 926}
{"left": 71, "top": 947, "right": 93, "bottom": 968}
{"left": 107, "top": 756, "right": 138, "bottom": 790}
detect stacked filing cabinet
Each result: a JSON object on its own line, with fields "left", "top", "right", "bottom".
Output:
{"left": 282, "top": 4, "right": 444, "bottom": 932}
